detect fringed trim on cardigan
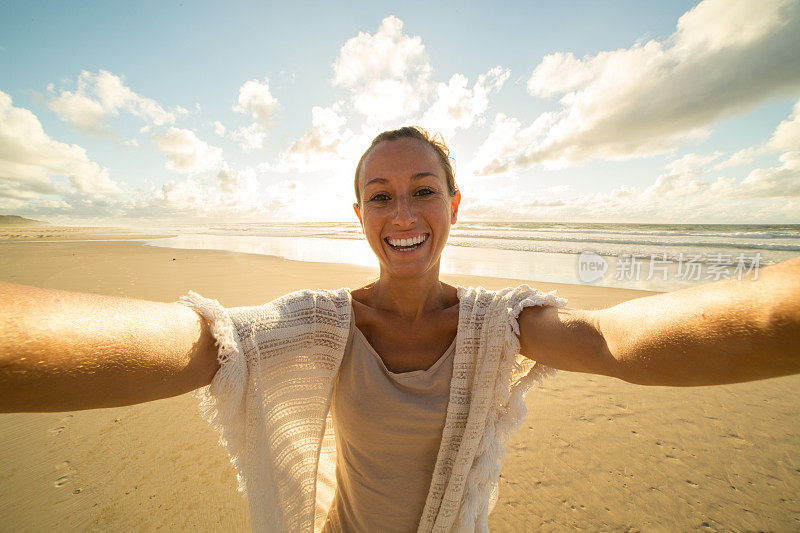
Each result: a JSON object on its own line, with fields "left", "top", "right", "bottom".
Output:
{"left": 177, "top": 291, "right": 250, "bottom": 494}
{"left": 453, "top": 285, "right": 567, "bottom": 532}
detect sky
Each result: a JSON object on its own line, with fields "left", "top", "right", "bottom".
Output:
{"left": 1, "top": 0, "right": 799, "bottom": 225}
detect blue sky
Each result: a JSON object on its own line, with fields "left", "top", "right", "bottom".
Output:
{"left": 1, "top": 0, "right": 798, "bottom": 224}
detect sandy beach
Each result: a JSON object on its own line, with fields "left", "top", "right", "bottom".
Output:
{"left": 0, "top": 230, "right": 798, "bottom": 532}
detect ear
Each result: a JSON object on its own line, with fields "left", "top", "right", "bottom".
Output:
{"left": 450, "top": 191, "right": 461, "bottom": 225}
{"left": 353, "top": 202, "right": 364, "bottom": 230}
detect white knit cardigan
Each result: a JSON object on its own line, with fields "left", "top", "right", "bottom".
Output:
{"left": 178, "top": 285, "right": 567, "bottom": 533}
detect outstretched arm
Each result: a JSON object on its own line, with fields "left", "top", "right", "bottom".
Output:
{"left": 517, "top": 256, "right": 800, "bottom": 386}
{"left": 0, "top": 282, "right": 219, "bottom": 412}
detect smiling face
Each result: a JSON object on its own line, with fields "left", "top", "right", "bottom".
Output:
{"left": 354, "top": 137, "right": 461, "bottom": 279}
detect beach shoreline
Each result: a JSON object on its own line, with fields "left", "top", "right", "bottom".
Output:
{"left": 0, "top": 224, "right": 176, "bottom": 242}
{"left": 0, "top": 231, "right": 798, "bottom": 531}
{"left": 5, "top": 220, "right": 794, "bottom": 292}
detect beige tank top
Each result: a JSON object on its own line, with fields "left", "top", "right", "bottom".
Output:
{"left": 322, "top": 321, "right": 456, "bottom": 532}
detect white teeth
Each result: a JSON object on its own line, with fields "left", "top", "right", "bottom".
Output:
{"left": 388, "top": 234, "right": 426, "bottom": 247}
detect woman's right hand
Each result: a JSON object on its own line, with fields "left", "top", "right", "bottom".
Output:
{"left": 0, "top": 282, "right": 219, "bottom": 413}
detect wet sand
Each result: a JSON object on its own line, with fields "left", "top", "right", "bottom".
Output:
{"left": 0, "top": 233, "right": 798, "bottom": 531}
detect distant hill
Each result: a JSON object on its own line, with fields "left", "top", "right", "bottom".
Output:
{"left": 0, "top": 215, "right": 51, "bottom": 226}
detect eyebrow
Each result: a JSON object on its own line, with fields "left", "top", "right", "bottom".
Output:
{"left": 363, "top": 172, "right": 438, "bottom": 189}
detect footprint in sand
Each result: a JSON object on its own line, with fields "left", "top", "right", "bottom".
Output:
{"left": 48, "top": 414, "right": 73, "bottom": 435}
{"left": 53, "top": 460, "right": 76, "bottom": 488}
{"left": 724, "top": 432, "right": 747, "bottom": 443}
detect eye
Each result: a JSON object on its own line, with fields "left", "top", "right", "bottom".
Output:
{"left": 369, "top": 193, "right": 390, "bottom": 202}
{"left": 415, "top": 187, "right": 435, "bottom": 197}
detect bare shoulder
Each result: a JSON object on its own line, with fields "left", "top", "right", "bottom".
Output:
{"left": 350, "top": 291, "right": 371, "bottom": 328}
{"left": 442, "top": 282, "right": 459, "bottom": 307}
{"left": 350, "top": 284, "right": 376, "bottom": 327}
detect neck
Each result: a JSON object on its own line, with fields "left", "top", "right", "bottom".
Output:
{"left": 370, "top": 265, "right": 448, "bottom": 321}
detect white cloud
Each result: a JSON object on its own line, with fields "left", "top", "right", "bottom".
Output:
{"left": 458, "top": 176, "right": 744, "bottom": 223}
{"left": 0, "top": 91, "right": 121, "bottom": 201}
{"left": 734, "top": 151, "right": 800, "bottom": 197}
{"left": 672, "top": 0, "right": 791, "bottom": 53}
{"left": 46, "top": 91, "right": 107, "bottom": 134}
{"left": 125, "top": 165, "right": 307, "bottom": 220}
{"left": 457, "top": 181, "right": 568, "bottom": 220}
{"left": 332, "top": 15, "right": 432, "bottom": 124}
{"left": 170, "top": 167, "right": 261, "bottom": 211}
{"left": 68, "top": 167, "right": 121, "bottom": 196}
{"left": 648, "top": 101, "right": 800, "bottom": 203}
{"left": 714, "top": 147, "right": 764, "bottom": 170}
{"left": 472, "top": 112, "right": 560, "bottom": 173}
{"left": 233, "top": 79, "right": 278, "bottom": 124}
{"left": 279, "top": 102, "right": 361, "bottom": 171}
{"left": 639, "top": 152, "right": 724, "bottom": 200}
{"left": 230, "top": 123, "right": 268, "bottom": 152}
{"left": 351, "top": 79, "right": 423, "bottom": 125}
{"left": 645, "top": 141, "right": 800, "bottom": 205}
{"left": 281, "top": 16, "right": 510, "bottom": 173}
{"left": 150, "top": 127, "right": 222, "bottom": 173}
{"left": 462, "top": 105, "right": 800, "bottom": 222}
{"left": 47, "top": 70, "right": 177, "bottom": 134}
{"left": 420, "top": 67, "right": 510, "bottom": 137}
{"left": 228, "top": 79, "right": 277, "bottom": 151}
{"left": 477, "top": 0, "right": 800, "bottom": 174}
{"left": 713, "top": 97, "right": 800, "bottom": 170}
{"left": 213, "top": 121, "right": 227, "bottom": 136}
{"left": 769, "top": 98, "right": 800, "bottom": 152}
{"left": 664, "top": 152, "right": 722, "bottom": 174}
{"left": 526, "top": 52, "right": 597, "bottom": 98}
{"left": 459, "top": 151, "right": 800, "bottom": 222}
{"left": 333, "top": 15, "right": 428, "bottom": 88}
{"left": 645, "top": 172, "right": 710, "bottom": 200}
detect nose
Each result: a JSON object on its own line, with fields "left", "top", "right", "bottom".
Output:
{"left": 392, "top": 195, "right": 417, "bottom": 226}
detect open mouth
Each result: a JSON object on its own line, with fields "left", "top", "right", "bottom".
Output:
{"left": 385, "top": 233, "right": 429, "bottom": 252}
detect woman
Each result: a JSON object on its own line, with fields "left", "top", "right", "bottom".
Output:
{"left": 1, "top": 126, "right": 799, "bottom": 533}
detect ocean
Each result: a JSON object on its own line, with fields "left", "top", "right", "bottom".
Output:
{"left": 141, "top": 222, "right": 800, "bottom": 292}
